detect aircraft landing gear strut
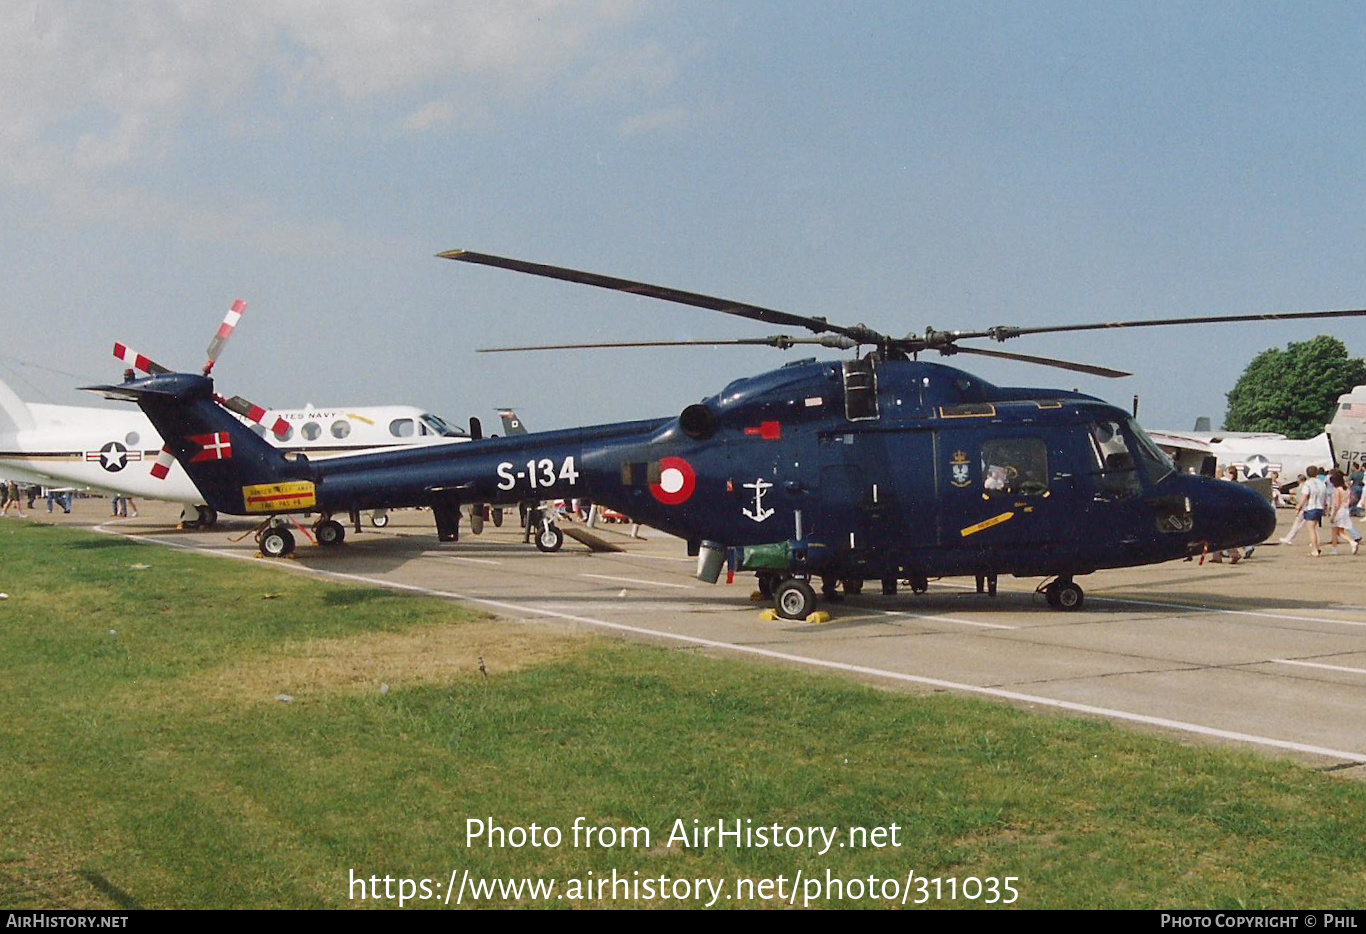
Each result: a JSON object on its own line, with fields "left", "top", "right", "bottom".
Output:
{"left": 522, "top": 504, "right": 563, "bottom": 552}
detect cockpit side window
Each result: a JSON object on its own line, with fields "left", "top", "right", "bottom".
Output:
{"left": 981, "top": 438, "right": 1049, "bottom": 496}
{"left": 1089, "top": 420, "right": 1141, "bottom": 497}
{"left": 390, "top": 418, "right": 415, "bottom": 438}
{"left": 1125, "top": 418, "right": 1177, "bottom": 485}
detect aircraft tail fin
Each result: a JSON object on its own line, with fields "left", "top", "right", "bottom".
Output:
{"left": 498, "top": 408, "right": 528, "bottom": 436}
{"left": 83, "top": 373, "right": 308, "bottom": 515}
{"left": 1327, "top": 384, "right": 1366, "bottom": 472}
{"left": 0, "top": 373, "right": 35, "bottom": 435}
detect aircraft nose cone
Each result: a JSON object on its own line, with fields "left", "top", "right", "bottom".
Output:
{"left": 1193, "top": 478, "right": 1276, "bottom": 549}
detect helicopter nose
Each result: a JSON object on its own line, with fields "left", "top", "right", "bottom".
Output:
{"left": 1190, "top": 477, "right": 1277, "bottom": 549}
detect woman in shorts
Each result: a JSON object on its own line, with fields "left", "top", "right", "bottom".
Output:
{"left": 1329, "top": 469, "right": 1361, "bottom": 556}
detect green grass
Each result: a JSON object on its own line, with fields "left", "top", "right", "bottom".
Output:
{"left": 1, "top": 521, "right": 1365, "bottom": 908}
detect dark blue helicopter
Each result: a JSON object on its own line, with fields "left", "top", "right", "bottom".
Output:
{"left": 88, "top": 251, "right": 1366, "bottom": 619}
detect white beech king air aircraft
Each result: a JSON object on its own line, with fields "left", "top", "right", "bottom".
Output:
{"left": 0, "top": 301, "right": 474, "bottom": 529}
{"left": 1146, "top": 384, "right": 1366, "bottom": 487}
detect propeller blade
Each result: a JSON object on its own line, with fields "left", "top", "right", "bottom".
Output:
{"left": 948, "top": 346, "right": 1132, "bottom": 379}
{"left": 440, "top": 250, "right": 880, "bottom": 344}
{"left": 219, "top": 394, "right": 290, "bottom": 439}
{"left": 476, "top": 335, "right": 858, "bottom": 353}
{"left": 986, "top": 307, "right": 1366, "bottom": 342}
{"left": 112, "top": 342, "right": 171, "bottom": 376}
{"left": 204, "top": 300, "right": 247, "bottom": 375}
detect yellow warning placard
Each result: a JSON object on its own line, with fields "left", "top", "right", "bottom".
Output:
{"left": 243, "top": 480, "right": 317, "bottom": 513}
{"left": 960, "top": 511, "right": 1015, "bottom": 538}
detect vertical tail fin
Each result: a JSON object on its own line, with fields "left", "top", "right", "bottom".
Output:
{"left": 0, "top": 374, "right": 35, "bottom": 435}
{"left": 1328, "top": 384, "right": 1366, "bottom": 473}
{"left": 83, "top": 373, "right": 307, "bottom": 515}
{"left": 498, "top": 408, "right": 528, "bottom": 436}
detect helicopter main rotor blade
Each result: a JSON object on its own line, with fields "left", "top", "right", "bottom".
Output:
{"left": 440, "top": 250, "right": 879, "bottom": 344}
{"left": 949, "top": 346, "right": 1132, "bottom": 379}
{"left": 477, "top": 335, "right": 857, "bottom": 353}
{"left": 986, "top": 307, "right": 1366, "bottom": 342}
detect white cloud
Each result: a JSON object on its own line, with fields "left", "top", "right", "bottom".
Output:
{"left": 0, "top": 0, "right": 676, "bottom": 185}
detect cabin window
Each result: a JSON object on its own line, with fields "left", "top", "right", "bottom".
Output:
{"left": 125, "top": 432, "right": 140, "bottom": 447}
{"left": 390, "top": 418, "right": 415, "bottom": 438}
{"left": 1089, "top": 420, "right": 1142, "bottom": 497}
{"left": 842, "top": 358, "right": 879, "bottom": 421}
{"left": 981, "top": 438, "right": 1049, "bottom": 496}
{"left": 301, "top": 421, "right": 322, "bottom": 441}
{"left": 331, "top": 419, "right": 351, "bottom": 440}
{"left": 250, "top": 424, "right": 266, "bottom": 438}
{"left": 275, "top": 423, "right": 293, "bottom": 442}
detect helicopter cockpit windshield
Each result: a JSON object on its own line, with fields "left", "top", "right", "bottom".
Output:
{"left": 1089, "top": 417, "right": 1176, "bottom": 496}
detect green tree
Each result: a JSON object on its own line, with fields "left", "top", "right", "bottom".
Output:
{"left": 1224, "top": 336, "right": 1366, "bottom": 438}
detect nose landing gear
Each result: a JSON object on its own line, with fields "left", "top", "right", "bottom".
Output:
{"left": 1040, "top": 577, "right": 1084, "bottom": 610}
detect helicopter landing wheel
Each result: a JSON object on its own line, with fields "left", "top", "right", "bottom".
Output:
{"left": 820, "top": 576, "right": 843, "bottom": 601}
{"left": 370, "top": 510, "right": 389, "bottom": 528}
{"left": 259, "top": 527, "right": 295, "bottom": 559}
{"left": 316, "top": 519, "right": 345, "bottom": 547}
{"left": 535, "top": 523, "right": 564, "bottom": 553}
{"left": 756, "top": 573, "right": 779, "bottom": 599}
{"left": 773, "top": 578, "right": 817, "bottom": 620}
{"left": 181, "top": 504, "right": 217, "bottom": 530}
{"left": 910, "top": 575, "right": 929, "bottom": 595}
{"left": 1045, "top": 579, "right": 1084, "bottom": 610}
{"left": 841, "top": 578, "right": 864, "bottom": 596}
{"left": 491, "top": 507, "right": 504, "bottom": 528}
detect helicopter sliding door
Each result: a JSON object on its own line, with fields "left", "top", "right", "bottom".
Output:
{"left": 817, "top": 427, "right": 938, "bottom": 554}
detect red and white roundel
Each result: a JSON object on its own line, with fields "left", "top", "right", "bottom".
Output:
{"left": 650, "top": 456, "right": 696, "bottom": 506}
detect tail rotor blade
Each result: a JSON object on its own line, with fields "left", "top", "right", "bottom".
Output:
{"left": 112, "top": 342, "right": 171, "bottom": 376}
{"left": 204, "top": 300, "right": 247, "bottom": 375}
{"left": 220, "top": 394, "right": 289, "bottom": 439}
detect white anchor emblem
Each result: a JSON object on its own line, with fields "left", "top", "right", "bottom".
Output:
{"left": 742, "top": 478, "right": 775, "bottom": 523}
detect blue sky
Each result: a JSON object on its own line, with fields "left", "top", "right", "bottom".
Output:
{"left": 2, "top": 1, "right": 1363, "bottom": 432}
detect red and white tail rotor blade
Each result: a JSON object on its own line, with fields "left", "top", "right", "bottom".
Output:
{"left": 112, "top": 342, "right": 171, "bottom": 376}
{"left": 219, "top": 394, "right": 290, "bottom": 439}
{"left": 204, "top": 300, "right": 246, "bottom": 375}
{"left": 149, "top": 446, "right": 176, "bottom": 480}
